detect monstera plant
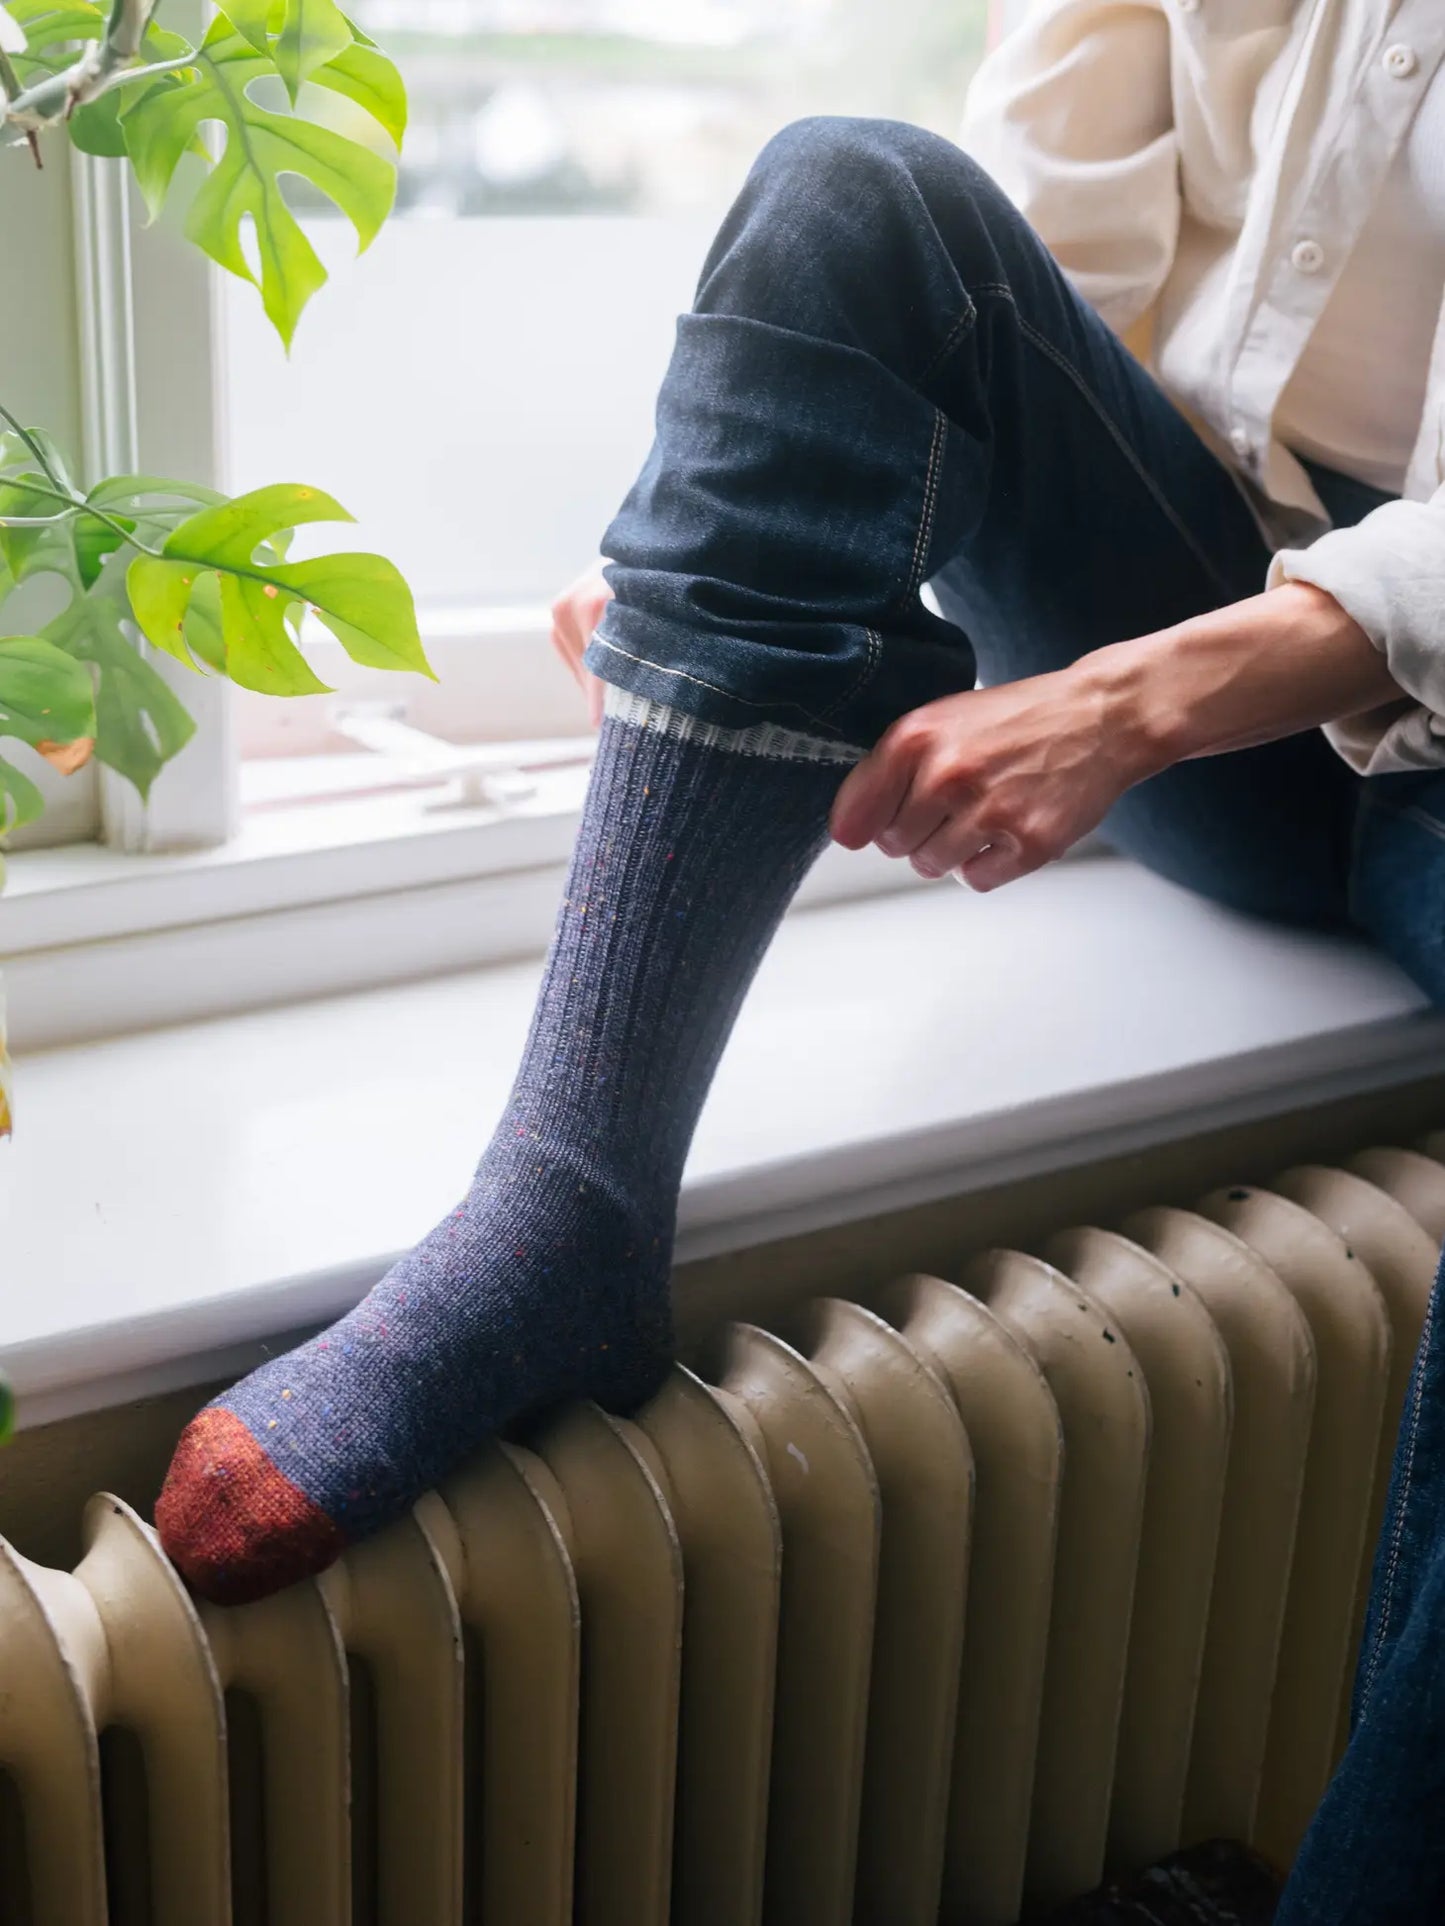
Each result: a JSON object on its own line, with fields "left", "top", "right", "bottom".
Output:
{"left": 0, "top": 0, "right": 427, "bottom": 1145}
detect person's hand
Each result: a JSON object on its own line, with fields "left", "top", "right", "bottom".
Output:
{"left": 550, "top": 562, "right": 615, "bottom": 728}
{"left": 829, "top": 662, "right": 1156, "bottom": 891}
{"left": 829, "top": 583, "right": 1396, "bottom": 893}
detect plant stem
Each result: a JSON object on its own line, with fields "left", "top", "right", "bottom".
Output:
{"left": 0, "top": 403, "right": 68, "bottom": 492}
{"left": 0, "top": 401, "right": 167, "bottom": 554}
{"left": 0, "top": 474, "right": 164, "bottom": 557}
{"left": 0, "top": 47, "right": 42, "bottom": 166}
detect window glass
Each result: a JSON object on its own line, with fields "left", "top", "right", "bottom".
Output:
{"left": 224, "top": 0, "right": 992, "bottom": 782}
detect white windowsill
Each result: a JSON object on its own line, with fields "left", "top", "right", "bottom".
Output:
{"left": 4, "top": 851, "right": 1444, "bottom": 1433}
{"left": 0, "top": 779, "right": 926, "bottom": 1051}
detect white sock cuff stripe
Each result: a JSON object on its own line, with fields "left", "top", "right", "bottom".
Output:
{"left": 602, "top": 683, "right": 865, "bottom": 766}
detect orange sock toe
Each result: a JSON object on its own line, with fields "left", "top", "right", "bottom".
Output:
{"left": 155, "top": 1407, "right": 347, "bottom": 1606}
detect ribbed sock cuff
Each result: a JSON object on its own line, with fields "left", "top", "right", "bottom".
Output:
{"left": 602, "top": 683, "right": 864, "bottom": 766}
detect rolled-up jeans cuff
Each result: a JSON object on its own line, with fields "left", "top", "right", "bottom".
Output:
{"left": 583, "top": 615, "right": 873, "bottom": 748}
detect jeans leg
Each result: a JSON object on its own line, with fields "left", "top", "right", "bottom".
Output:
{"left": 585, "top": 114, "right": 1358, "bottom": 926}
{"left": 1272, "top": 762, "right": 1445, "bottom": 1914}
{"left": 1348, "top": 769, "right": 1445, "bottom": 1006}
{"left": 1277, "top": 1249, "right": 1445, "bottom": 1923}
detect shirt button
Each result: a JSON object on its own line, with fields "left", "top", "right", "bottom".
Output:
{"left": 1384, "top": 43, "right": 1419, "bottom": 78}
{"left": 1179, "top": 0, "right": 1201, "bottom": 11}
{"left": 1229, "top": 426, "right": 1253, "bottom": 460}
{"left": 1291, "top": 238, "right": 1325, "bottom": 274}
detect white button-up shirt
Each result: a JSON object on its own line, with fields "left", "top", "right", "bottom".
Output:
{"left": 960, "top": 0, "right": 1445, "bottom": 774}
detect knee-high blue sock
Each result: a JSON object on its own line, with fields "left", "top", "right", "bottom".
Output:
{"left": 157, "top": 688, "right": 860, "bottom": 1603}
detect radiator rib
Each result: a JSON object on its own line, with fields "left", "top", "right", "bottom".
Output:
{"left": 537, "top": 1401, "right": 683, "bottom": 1926}
{"left": 876, "top": 1273, "right": 1062, "bottom": 1926}
{"left": 440, "top": 1440, "right": 580, "bottom": 1926}
{"left": 1045, "top": 1226, "right": 1239, "bottom": 1877}
{"left": 712, "top": 1321, "right": 879, "bottom": 1926}
{"left": 966, "top": 1248, "right": 1150, "bottom": 1916}
{"left": 1270, "top": 1166, "right": 1440, "bottom": 1754}
{"left": 204, "top": 1547, "right": 351, "bottom": 1925}
{"left": 3, "top": 1140, "right": 1444, "bottom": 1926}
{"left": 778, "top": 1296, "right": 973, "bottom": 1926}
{"left": 1124, "top": 1206, "right": 1315, "bottom": 1852}
{"left": 1193, "top": 1187, "right": 1391, "bottom": 1867}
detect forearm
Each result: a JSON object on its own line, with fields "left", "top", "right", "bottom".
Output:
{"left": 1081, "top": 582, "right": 1403, "bottom": 775}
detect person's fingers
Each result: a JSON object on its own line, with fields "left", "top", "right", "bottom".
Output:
{"left": 830, "top": 733, "right": 917, "bottom": 848}
{"left": 874, "top": 778, "right": 950, "bottom": 860}
{"left": 550, "top": 568, "right": 615, "bottom": 727}
{"left": 550, "top": 573, "right": 612, "bottom": 665}
{"left": 909, "top": 812, "right": 991, "bottom": 878}
{"left": 959, "top": 834, "right": 1042, "bottom": 893}
{"left": 549, "top": 618, "right": 586, "bottom": 689}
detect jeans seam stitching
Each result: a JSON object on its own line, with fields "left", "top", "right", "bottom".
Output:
{"left": 1012, "top": 310, "right": 1237, "bottom": 600}
{"left": 913, "top": 282, "right": 1016, "bottom": 387}
{"left": 587, "top": 632, "right": 863, "bottom": 738}
{"left": 815, "top": 623, "right": 882, "bottom": 721}
{"left": 914, "top": 294, "right": 978, "bottom": 388}
{"left": 1359, "top": 1282, "right": 1435, "bottom": 1714}
{"left": 901, "top": 408, "right": 948, "bottom": 604}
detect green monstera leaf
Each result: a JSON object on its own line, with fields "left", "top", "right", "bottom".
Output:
{"left": 43, "top": 594, "right": 196, "bottom": 799}
{"left": 1, "top": 0, "right": 192, "bottom": 156}
{"left": 119, "top": 11, "right": 399, "bottom": 345}
{"left": 306, "top": 27, "right": 406, "bottom": 145}
{"left": 0, "top": 633, "right": 96, "bottom": 748}
{"left": 7, "top": 0, "right": 404, "bottom": 344}
{"left": 185, "top": 0, "right": 403, "bottom": 133}
{"left": 0, "top": 426, "right": 425, "bottom": 797}
{"left": 274, "top": 0, "right": 351, "bottom": 102}
{"left": 3, "top": 0, "right": 104, "bottom": 80}
{"left": 127, "top": 483, "right": 432, "bottom": 695}
{"left": 0, "top": 435, "right": 221, "bottom": 796}
{"left": 0, "top": 633, "right": 97, "bottom": 833}
{"left": 0, "top": 756, "right": 44, "bottom": 834}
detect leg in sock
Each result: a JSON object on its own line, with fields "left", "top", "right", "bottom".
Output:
{"left": 156, "top": 691, "right": 859, "bottom": 1603}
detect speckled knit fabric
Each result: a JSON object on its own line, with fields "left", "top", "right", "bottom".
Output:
{"left": 156, "top": 689, "right": 861, "bottom": 1604}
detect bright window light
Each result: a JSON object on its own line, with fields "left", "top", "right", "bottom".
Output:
{"left": 221, "top": 0, "right": 992, "bottom": 800}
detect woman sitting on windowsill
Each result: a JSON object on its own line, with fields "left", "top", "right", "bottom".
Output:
{"left": 157, "top": 5, "right": 1445, "bottom": 1918}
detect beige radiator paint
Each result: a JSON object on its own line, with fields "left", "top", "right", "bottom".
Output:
{"left": 4, "top": 1114, "right": 1445, "bottom": 1921}
{"left": 966, "top": 1249, "right": 1149, "bottom": 1916}
{"left": 1269, "top": 1164, "right": 1442, "bottom": 1758}
{"left": 1125, "top": 1205, "right": 1325, "bottom": 1856}
{"left": 1043, "top": 1225, "right": 1239, "bottom": 1878}
{"left": 875, "top": 1272, "right": 1061, "bottom": 1926}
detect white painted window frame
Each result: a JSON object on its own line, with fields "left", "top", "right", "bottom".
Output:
{"left": 3, "top": 2, "right": 1044, "bottom": 1047}
{"left": 78, "top": 148, "right": 239, "bottom": 854}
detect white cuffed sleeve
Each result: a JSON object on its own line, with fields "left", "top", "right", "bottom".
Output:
{"left": 959, "top": 0, "right": 1180, "bottom": 335}
{"left": 1266, "top": 484, "right": 1445, "bottom": 775}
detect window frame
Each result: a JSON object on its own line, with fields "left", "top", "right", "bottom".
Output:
{"left": 2, "top": 0, "right": 1034, "bottom": 1045}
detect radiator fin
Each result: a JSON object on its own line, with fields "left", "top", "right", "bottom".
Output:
{"left": 3, "top": 1142, "right": 1443, "bottom": 1925}
{"left": 778, "top": 1296, "right": 973, "bottom": 1926}
{"left": 1045, "top": 1226, "right": 1240, "bottom": 1876}
{"left": 1270, "top": 1165, "right": 1440, "bottom": 1754}
{"left": 876, "top": 1272, "right": 1062, "bottom": 1926}
{"left": 713, "top": 1321, "right": 879, "bottom": 1926}
{"left": 967, "top": 1248, "right": 1151, "bottom": 1916}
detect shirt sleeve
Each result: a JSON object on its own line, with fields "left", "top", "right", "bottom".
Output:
{"left": 959, "top": 0, "right": 1180, "bottom": 334}
{"left": 1266, "top": 485, "right": 1445, "bottom": 775}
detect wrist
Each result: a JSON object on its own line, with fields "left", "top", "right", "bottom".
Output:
{"left": 1073, "top": 584, "right": 1397, "bottom": 773}
{"left": 1070, "top": 630, "right": 1189, "bottom": 781}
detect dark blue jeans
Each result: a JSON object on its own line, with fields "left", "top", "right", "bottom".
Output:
{"left": 584, "top": 116, "right": 1445, "bottom": 1914}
